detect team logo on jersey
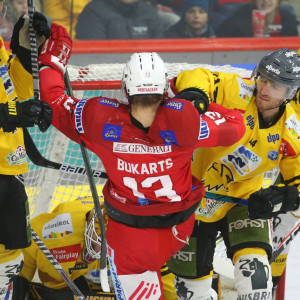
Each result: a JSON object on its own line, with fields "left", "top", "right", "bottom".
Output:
{"left": 99, "top": 98, "right": 120, "bottom": 108}
{"left": 6, "top": 145, "right": 27, "bottom": 166}
{"left": 42, "top": 213, "right": 73, "bottom": 239}
{"left": 102, "top": 124, "right": 122, "bottom": 141}
{"left": 49, "top": 244, "right": 81, "bottom": 263}
{"left": 74, "top": 98, "right": 89, "bottom": 133}
{"left": 267, "top": 151, "right": 278, "bottom": 161}
{"left": 113, "top": 142, "right": 172, "bottom": 154}
{"left": 198, "top": 115, "right": 209, "bottom": 140}
{"left": 237, "top": 77, "right": 255, "bottom": 103}
{"left": 0, "top": 63, "right": 14, "bottom": 96}
{"left": 166, "top": 100, "right": 184, "bottom": 111}
{"left": 159, "top": 130, "right": 178, "bottom": 145}
{"left": 246, "top": 115, "right": 255, "bottom": 129}
{"left": 285, "top": 114, "right": 300, "bottom": 140}
{"left": 220, "top": 145, "right": 262, "bottom": 176}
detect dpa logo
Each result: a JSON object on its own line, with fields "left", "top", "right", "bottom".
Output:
{"left": 246, "top": 115, "right": 254, "bottom": 129}
{"left": 267, "top": 133, "right": 280, "bottom": 144}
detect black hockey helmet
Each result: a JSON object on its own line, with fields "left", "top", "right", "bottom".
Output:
{"left": 252, "top": 48, "right": 300, "bottom": 100}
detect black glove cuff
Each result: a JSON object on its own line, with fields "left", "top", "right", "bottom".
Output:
{"left": 13, "top": 47, "right": 32, "bottom": 74}
{"left": 175, "top": 87, "right": 210, "bottom": 102}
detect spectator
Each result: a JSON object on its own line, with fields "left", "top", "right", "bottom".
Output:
{"left": 164, "top": 0, "right": 215, "bottom": 38}
{"left": 0, "top": 0, "right": 42, "bottom": 40}
{"left": 145, "top": 0, "right": 181, "bottom": 30}
{"left": 43, "top": 0, "right": 89, "bottom": 39}
{"left": 216, "top": 0, "right": 298, "bottom": 37}
{"left": 76, "top": 0, "right": 163, "bottom": 40}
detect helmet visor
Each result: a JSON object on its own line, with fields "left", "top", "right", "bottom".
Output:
{"left": 256, "top": 74, "right": 298, "bottom": 100}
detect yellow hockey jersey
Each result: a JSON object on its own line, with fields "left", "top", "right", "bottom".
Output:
{"left": 0, "top": 37, "right": 33, "bottom": 175}
{"left": 174, "top": 68, "right": 300, "bottom": 222}
{"left": 20, "top": 199, "right": 101, "bottom": 289}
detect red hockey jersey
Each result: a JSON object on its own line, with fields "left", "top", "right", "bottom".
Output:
{"left": 40, "top": 68, "right": 245, "bottom": 217}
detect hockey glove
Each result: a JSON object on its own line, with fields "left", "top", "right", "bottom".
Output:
{"left": 0, "top": 100, "right": 52, "bottom": 133}
{"left": 10, "top": 13, "right": 50, "bottom": 73}
{"left": 248, "top": 185, "right": 300, "bottom": 220}
{"left": 174, "top": 87, "right": 210, "bottom": 114}
{"left": 39, "top": 23, "right": 72, "bottom": 75}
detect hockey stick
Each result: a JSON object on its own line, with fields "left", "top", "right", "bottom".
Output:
{"left": 26, "top": 2, "right": 87, "bottom": 299}
{"left": 64, "top": 70, "right": 110, "bottom": 293}
{"left": 205, "top": 191, "right": 249, "bottom": 206}
{"left": 23, "top": 128, "right": 108, "bottom": 179}
{"left": 270, "top": 220, "right": 300, "bottom": 263}
{"left": 31, "top": 228, "right": 86, "bottom": 300}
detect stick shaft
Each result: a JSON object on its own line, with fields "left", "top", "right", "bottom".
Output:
{"left": 64, "top": 70, "right": 110, "bottom": 292}
{"left": 31, "top": 228, "right": 86, "bottom": 300}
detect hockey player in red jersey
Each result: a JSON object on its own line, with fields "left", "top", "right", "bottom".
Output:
{"left": 37, "top": 23, "right": 245, "bottom": 300}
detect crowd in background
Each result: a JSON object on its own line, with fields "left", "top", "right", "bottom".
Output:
{"left": 0, "top": 0, "right": 299, "bottom": 41}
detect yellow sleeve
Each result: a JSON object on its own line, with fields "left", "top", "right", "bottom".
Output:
{"left": 61, "top": 0, "right": 89, "bottom": 14}
{"left": 175, "top": 67, "right": 254, "bottom": 109}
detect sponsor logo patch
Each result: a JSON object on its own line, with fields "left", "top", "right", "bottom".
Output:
{"left": 267, "top": 133, "right": 280, "bottom": 144}
{"left": 6, "top": 145, "right": 27, "bottom": 166}
{"left": 166, "top": 101, "right": 184, "bottom": 111}
{"left": 246, "top": 115, "right": 255, "bottom": 129}
{"left": 285, "top": 114, "right": 300, "bottom": 140}
{"left": 102, "top": 124, "right": 122, "bottom": 141}
{"left": 237, "top": 77, "right": 255, "bottom": 103}
{"left": 220, "top": 145, "right": 262, "bottom": 176}
{"left": 267, "top": 151, "right": 278, "bottom": 161}
{"left": 42, "top": 213, "right": 73, "bottom": 239}
{"left": 113, "top": 142, "right": 171, "bottom": 154}
{"left": 49, "top": 244, "right": 81, "bottom": 263}
{"left": 74, "top": 98, "right": 89, "bottom": 133}
{"left": 199, "top": 115, "right": 209, "bottom": 140}
{"left": 100, "top": 98, "right": 120, "bottom": 108}
{"left": 159, "top": 130, "right": 178, "bottom": 145}
{"left": 0, "top": 63, "right": 14, "bottom": 96}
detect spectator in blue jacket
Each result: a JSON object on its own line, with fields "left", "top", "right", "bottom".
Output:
{"left": 164, "top": 0, "right": 215, "bottom": 38}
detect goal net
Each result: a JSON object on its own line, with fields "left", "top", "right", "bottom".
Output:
{"left": 23, "top": 62, "right": 283, "bottom": 298}
{"left": 24, "top": 62, "right": 253, "bottom": 217}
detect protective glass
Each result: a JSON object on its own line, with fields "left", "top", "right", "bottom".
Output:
{"left": 0, "top": 0, "right": 7, "bottom": 21}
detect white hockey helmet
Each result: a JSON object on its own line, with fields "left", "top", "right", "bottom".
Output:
{"left": 121, "top": 52, "right": 169, "bottom": 98}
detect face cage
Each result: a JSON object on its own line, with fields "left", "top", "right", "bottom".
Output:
{"left": 83, "top": 215, "right": 101, "bottom": 263}
{"left": 251, "top": 67, "right": 299, "bottom": 101}
{"left": 0, "top": 1, "right": 7, "bottom": 21}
